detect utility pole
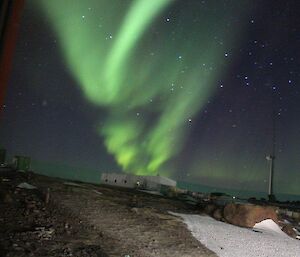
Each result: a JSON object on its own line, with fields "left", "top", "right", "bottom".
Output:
{"left": 266, "top": 90, "right": 276, "bottom": 202}
{"left": 266, "top": 154, "right": 275, "bottom": 199}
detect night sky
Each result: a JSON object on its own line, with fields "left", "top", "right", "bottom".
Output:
{"left": 1, "top": 0, "right": 299, "bottom": 198}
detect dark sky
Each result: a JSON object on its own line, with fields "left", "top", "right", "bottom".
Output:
{"left": 0, "top": 0, "right": 299, "bottom": 197}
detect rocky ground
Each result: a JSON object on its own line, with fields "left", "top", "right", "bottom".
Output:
{"left": 0, "top": 169, "right": 216, "bottom": 257}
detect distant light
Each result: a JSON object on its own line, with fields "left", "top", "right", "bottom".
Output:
{"left": 224, "top": 53, "right": 228, "bottom": 57}
{"left": 82, "top": 15, "right": 85, "bottom": 19}
{"left": 166, "top": 18, "right": 170, "bottom": 22}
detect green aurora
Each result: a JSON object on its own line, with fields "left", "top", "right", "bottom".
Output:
{"left": 34, "top": 0, "right": 249, "bottom": 176}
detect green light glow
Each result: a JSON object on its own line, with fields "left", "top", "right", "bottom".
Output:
{"left": 34, "top": 0, "right": 248, "bottom": 176}
{"left": 105, "top": 0, "right": 173, "bottom": 102}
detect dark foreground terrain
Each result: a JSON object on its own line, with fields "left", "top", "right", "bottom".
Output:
{"left": 0, "top": 169, "right": 215, "bottom": 257}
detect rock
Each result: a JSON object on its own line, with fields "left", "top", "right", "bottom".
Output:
{"left": 282, "top": 224, "right": 297, "bottom": 238}
{"left": 3, "top": 192, "right": 13, "bottom": 203}
{"left": 64, "top": 222, "right": 69, "bottom": 229}
{"left": 130, "top": 207, "right": 139, "bottom": 214}
{"left": 223, "top": 203, "right": 278, "bottom": 228}
{"left": 204, "top": 204, "right": 217, "bottom": 215}
{"left": 212, "top": 208, "right": 223, "bottom": 221}
{"left": 26, "top": 202, "right": 36, "bottom": 210}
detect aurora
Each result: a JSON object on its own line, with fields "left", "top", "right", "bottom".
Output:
{"left": 33, "top": 0, "right": 249, "bottom": 176}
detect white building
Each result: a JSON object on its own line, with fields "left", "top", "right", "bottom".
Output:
{"left": 100, "top": 173, "right": 176, "bottom": 191}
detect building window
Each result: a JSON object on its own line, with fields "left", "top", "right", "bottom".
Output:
{"left": 105, "top": 179, "right": 108, "bottom": 182}
{"left": 114, "top": 179, "right": 117, "bottom": 183}
{"left": 124, "top": 180, "right": 127, "bottom": 183}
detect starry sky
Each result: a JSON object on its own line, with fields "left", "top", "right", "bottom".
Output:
{"left": 0, "top": 0, "right": 299, "bottom": 198}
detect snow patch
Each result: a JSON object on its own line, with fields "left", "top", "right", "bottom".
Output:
{"left": 170, "top": 212, "right": 300, "bottom": 257}
{"left": 253, "top": 219, "right": 286, "bottom": 236}
{"left": 17, "top": 182, "right": 37, "bottom": 190}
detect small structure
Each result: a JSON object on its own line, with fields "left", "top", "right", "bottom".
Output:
{"left": 12, "top": 155, "right": 31, "bottom": 171}
{"left": 100, "top": 173, "right": 176, "bottom": 192}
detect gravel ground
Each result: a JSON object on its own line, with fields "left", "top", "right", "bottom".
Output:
{"left": 0, "top": 169, "right": 216, "bottom": 257}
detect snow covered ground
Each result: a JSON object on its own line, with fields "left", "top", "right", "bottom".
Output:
{"left": 170, "top": 212, "right": 300, "bottom": 257}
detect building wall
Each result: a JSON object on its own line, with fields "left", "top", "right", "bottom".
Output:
{"left": 100, "top": 173, "right": 176, "bottom": 190}
{"left": 145, "top": 176, "right": 177, "bottom": 187}
{"left": 101, "top": 173, "right": 138, "bottom": 188}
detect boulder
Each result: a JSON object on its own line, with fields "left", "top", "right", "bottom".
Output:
{"left": 223, "top": 203, "right": 278, "bottom": 228}
{"left": 212, "top": 208, "right": 223, "bottom": 221}
{"left": 204, "top": 204, "right": 217, "bottom": 215}
{"left": 282, "top": 224, "right": 297, "bottom": 238}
